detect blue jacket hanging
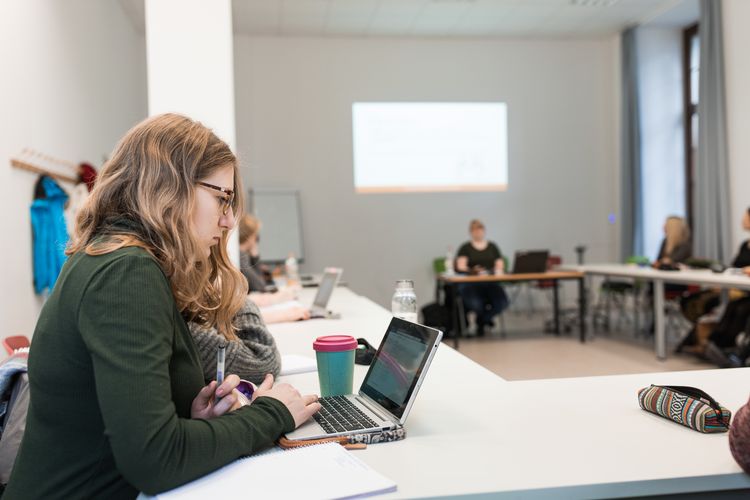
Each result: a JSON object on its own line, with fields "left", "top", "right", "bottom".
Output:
{"left": 30, "top": 176, "right": 69, "bottom": 294}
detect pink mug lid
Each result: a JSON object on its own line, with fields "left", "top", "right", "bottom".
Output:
{"left": 313, "top": 335, "right": 357, "bottom": 352}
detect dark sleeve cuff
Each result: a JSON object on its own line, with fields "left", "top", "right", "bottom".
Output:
{"left": 252, "top": 396, "right": 296, "bottom": 434}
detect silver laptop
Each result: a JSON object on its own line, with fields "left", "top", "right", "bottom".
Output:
{"left": 309, "top": 268, "right": 342, "bottom": 319}
{"left": 286, "top": 317, "right": 443, "bottom": 441}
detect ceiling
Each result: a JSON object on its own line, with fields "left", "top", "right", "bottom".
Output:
{"left": 119, "top": 0, "right": 699, "bottom": 38}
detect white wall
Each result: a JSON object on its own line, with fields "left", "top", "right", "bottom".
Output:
{"left": 234, "top": 36, "right": 620, "bottom": 309}
{"left": 146, "top": 0, "right": 236, "bottom": 147}
{"left": 0, "top": 0, "right": 147, "bottom": 337}
{"left": 636, "top": 27, "right": 687, "bottom": 260}
{"left": 724, "top": 0, "right": 750, "bottom": 251}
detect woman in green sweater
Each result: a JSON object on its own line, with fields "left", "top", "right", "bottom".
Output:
{"left": 5, "top": 114, "right": 321, "bottom": 499}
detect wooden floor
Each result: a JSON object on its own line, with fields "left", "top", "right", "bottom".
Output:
{"left": 453, "top": 311, "right": 714, "bottom": 381}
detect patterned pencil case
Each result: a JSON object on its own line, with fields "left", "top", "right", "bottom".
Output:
{"left": 278, "top": 428, "right": 406, "bottom": 450}
{"left": 638, "top": 385, "right": 731, "bottom": 433}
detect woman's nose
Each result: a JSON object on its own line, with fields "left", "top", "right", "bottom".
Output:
{"left": 220, "top": 208, "right": 236, "bottom": 229}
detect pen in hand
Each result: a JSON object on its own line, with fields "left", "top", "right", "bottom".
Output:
{"left": 216, "top": 343, "right": 226, "bottom": 400}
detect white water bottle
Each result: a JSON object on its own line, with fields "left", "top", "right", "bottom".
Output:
{"left": 392, "top": 280, "right": 418, "bottom": 323}
{"left": 285, "top": 252, "right": 299, "bottom": 286}
{"left": 444, "top": 248, "right": 454, "bottom": 276}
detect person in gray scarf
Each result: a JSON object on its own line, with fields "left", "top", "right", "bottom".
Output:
{"left": 189, "top": 296, "right": 281, "bottom": 385}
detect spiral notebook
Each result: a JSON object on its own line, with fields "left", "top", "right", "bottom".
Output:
{"left": 153, "top": 442, "right": 397, "bottom": 499}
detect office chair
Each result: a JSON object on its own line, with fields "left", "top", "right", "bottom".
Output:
{"left": 2, "top": 335, "right": 30, "bottom": 356}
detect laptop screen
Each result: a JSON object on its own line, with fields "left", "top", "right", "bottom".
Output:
{"left": 313, "top": 270, "right": 340, "bottom": 309}
{"left": 360, "top": 319, "right": 441, "bottom": 420}
{"left": 511, "top": 250, "right": 549, "bottom": 274}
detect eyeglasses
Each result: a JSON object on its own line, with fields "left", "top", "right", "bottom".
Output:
{"left": 197, "top": 181, "right": 235, "bottom": 216}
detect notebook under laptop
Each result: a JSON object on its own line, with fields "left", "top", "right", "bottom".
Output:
{"left": 309, "top": 268, "right": 342, "bottom": 319}
{"left": 286, "top": 318, "right": 443, "bottom": 441}
{"left": 511, "top": 250, "right": 549, "bottom": 274}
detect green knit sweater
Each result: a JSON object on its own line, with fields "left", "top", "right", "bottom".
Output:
{"left": 5, "top": 247, "right": 295, "bottom": 499}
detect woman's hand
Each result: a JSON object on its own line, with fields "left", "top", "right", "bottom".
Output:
{"left": 285, "top": 306, "right": 311, "bottom": 322}
{"left": 259, "top": 305, "right": 311, "bottom": 324}
{"left": 252, "top": 374, "right": 321, "bottom": 428}
{"left": 743, "top": 266, "right": 750, "bottom": 277}
{"left": 191, "top": 374, "right": 243, "bottom": 419}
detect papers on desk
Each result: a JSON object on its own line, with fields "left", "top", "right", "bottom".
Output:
{"left": 154, "top": 443, "right": 397, "bottom": 500}
{"left": 280, "top": 354, "right": 317, "bottom": 376}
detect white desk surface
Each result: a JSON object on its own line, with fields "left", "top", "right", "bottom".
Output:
{"left": 562, "top": 263, "right": 750, "bottom": 289}
{"left": 269, "top": 287, "right": 750, "bottom": 499}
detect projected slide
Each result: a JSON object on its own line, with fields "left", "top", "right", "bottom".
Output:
{"left": 352, "top": 102, "right": 508, "bottom": 193}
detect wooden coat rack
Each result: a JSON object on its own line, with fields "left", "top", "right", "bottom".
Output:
{"left": 9, "top": 148, "right": 78, "bottom": 184}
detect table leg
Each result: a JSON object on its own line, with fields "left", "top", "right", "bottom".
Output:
{"left": 553, "top": 280, "right": 560, "bottom": 335}
{"left": 654, "top": 279, "right": 666, "bottom": 360}
{"left": 448, "top": 283, "right": 460, "bottom": 350}
{"left": 634, "top": 279, "right": 639, "bottom": 336}
{"left": 605, "top": 279, "right": 611, "bottom": 332}
{"left": 578, "top": 277, "right": 586, "bottom": 343}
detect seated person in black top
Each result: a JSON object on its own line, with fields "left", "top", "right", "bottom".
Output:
{"left": 707, "top": 207, "right": 750, "bottom": 351}
{"left": 455, "top": 219, "right": 509, "bottom": 336}
{"left": 730, "top": 207, "right": 750, "bottom": 274}
{"left": 680, "top": 207, "right": 750, "bottom": 360}
{"left": 239, "top": 214, "right": 270, "bottom": 292}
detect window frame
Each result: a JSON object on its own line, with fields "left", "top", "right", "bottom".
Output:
{"left": 682, "top": 23, "right": 699, "bottom": 232}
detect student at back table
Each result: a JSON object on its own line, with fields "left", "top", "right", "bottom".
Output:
{"left": 455, "top": 219, "right": 509, "bottom": 336}
{"left": 5, "top": 114, "right": 320, "bottom": 499}
{"left": 238, "top": 214, "right": 310, "bottom": 323}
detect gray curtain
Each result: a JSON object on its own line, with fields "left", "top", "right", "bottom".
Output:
{"left": 694, "top": 0, "right": 732, "bottom": 262}
{"left": 620, "top": 27, "right": 644, "bottom": 260}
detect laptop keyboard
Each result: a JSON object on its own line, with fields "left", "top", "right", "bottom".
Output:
{"left": 313, "top": 395, "right": 379, "bottom": 434}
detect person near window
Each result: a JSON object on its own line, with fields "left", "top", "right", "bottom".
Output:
{"left": 679, "top": 208, "right": 750, "bottom": 359}
{"left": 701, "top": 208, "right": 750, "bottom": 365}
{"left": 653, "top": 215, "right": 692, "bottom": 268}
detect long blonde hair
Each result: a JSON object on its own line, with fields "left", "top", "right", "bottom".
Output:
{"left": 238, "top": 214, "right": 260, "bottom": 245}
{"left": 664, "top": 216, "right": 690, "bottom": 255}
{"left": 67, "top": 113, "right": 246, "bottom": 340}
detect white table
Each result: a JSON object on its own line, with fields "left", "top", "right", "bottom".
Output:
{"left": 561, "top": 264, "right": 750, "bottom": 360}
{"left": 269, "top": 287, "right": 750, "bottom": 498}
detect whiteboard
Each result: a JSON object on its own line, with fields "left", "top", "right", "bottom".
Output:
{"left": 247, "top": 189, "right": 304, "bottom": 264}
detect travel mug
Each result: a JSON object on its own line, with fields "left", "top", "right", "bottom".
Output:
{"left": 313, "top": 335, "right": 357, "bottom": 396}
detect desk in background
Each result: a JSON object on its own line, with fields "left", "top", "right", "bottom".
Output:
{"left": 438, "top": 271, "right": 586, "bottom": 348}
{"left": 563, "top": 264, "right": 750, "bottom": 360}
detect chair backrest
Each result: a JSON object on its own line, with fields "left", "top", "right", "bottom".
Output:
{"left": 2, "top": 336, "right": 30, "bottom": 356}
{"left": 0, "top": 372, "right": 29, "bottom": 484}
{"left": 536, "top": 255, "right": 562, "bottom": 288}
{"left": 433, "top": 257, "right": 446, "bottom": 275}
{"left": 0, "top": 352, "right": 29, "bottom": 485}
{"left": 625, "top": 255, "right": 650, "bottom": 266}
